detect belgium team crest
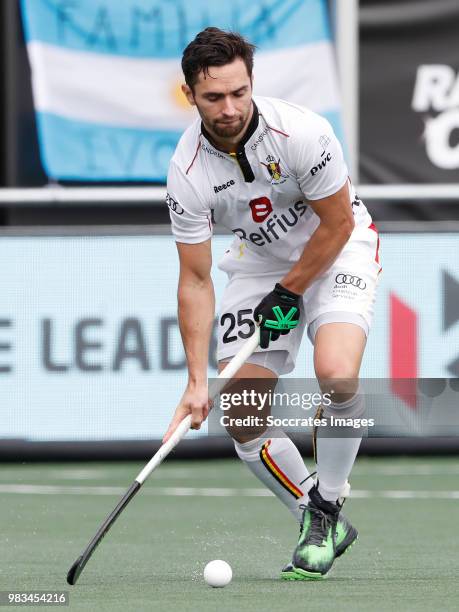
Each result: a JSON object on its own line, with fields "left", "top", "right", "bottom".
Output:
{"left": 260, "top": 155, "right": 288, "bottom": 184}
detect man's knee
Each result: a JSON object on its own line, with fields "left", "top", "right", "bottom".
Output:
{"left": 223, "top": 399, "right": 270, "bottom": 443}
{"left": 315, "top": 359, "right": 359, "bottom": 399}
{"left": 217, "top": 369, "right": 276, "bottom": 443}
{"left": 229, "top": 426, "right": 268, "bottom": 444}
{"left": 315, "top": 358, "right": 358, "bottom": 381}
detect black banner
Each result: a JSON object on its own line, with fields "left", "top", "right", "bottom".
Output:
{"left": 360, "top": 0, "right": 459, "bottom": 184}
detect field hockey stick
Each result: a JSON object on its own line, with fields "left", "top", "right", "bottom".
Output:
{"left": 67, "top": 327, "right": 260, "bottom": 585}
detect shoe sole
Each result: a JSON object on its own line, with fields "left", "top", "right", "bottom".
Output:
{"left": 281, "top": 527, "right": 359, "bottom": 581}
{"left": 281, "top": 567, "right": 326, "bottom": 581}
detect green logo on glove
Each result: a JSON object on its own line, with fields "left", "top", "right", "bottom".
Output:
{"left": 264, "top": 306, "right": 299, "bottom": 330}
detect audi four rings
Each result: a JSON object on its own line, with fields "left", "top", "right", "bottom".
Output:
{"left": 166, "top": 193, "right": 184, "bottom": 215}
{"left": 335, "top": 274, "right": 367, "bottom": 290}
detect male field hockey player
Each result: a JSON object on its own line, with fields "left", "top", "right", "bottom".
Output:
{"left": 163, "top": 28, "right": 381, "bottom": 580}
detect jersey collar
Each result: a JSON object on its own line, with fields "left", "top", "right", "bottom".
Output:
{"left": 200, "top": 100, "right": 260, "bottom": 154}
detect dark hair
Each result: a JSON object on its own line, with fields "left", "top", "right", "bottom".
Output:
{"left": 182, "top": 27, "right": 256, "bottom": 90}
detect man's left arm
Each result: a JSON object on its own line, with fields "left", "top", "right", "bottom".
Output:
{"left": 253, "top": 182, "right": 354, "bottom": 349}
{"left": 280, "top": 182, "right": 354, "bottom": 294}
{"left": 253, "top": 116, "right": 354, "bottom": 348}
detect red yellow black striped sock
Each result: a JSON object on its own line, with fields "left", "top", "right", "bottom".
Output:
{"left": 234, "top": 430, "right": 312, "bottom": 522}
{"left": 259, "top": 439, "right": 303, "bottom": 499}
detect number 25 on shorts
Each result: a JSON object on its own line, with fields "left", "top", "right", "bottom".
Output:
{"left": 220, "top": 309, "right": 255, "bottom": 344}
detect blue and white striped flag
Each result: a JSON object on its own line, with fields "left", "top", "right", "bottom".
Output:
{"left": 21, "top": 0, "right": 343, "bottom": 182}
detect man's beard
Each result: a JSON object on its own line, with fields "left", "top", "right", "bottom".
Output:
{"left": 210, "top": 115, "right": 246, "bottom": 138}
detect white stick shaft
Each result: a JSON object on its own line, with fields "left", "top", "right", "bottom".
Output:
{"left": 135, "top": 328, "right": 260, "bottom": 484}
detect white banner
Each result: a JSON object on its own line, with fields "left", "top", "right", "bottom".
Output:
{"left": 1, "top": 232, "right": 458, "bottom": 441}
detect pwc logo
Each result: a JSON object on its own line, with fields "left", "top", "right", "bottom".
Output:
{"left": 249, "top": 197, "right": 273, "bottom": 223}
{"left": 310, "top": 153, "right": 332, "bottom": 176}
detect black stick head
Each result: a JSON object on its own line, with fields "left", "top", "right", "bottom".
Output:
{"left": 67, "top": 556, "right": 84, "bottom": 585}
{"left": 66, "top": 481, "right": 141, "bottom": 585}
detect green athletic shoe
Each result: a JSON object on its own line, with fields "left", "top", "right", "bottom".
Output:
{"left": 281, "top": 485, "right": 349, "bottom": 580}
{"left": 281, "top": 509, "right": 358, "bottom": 578}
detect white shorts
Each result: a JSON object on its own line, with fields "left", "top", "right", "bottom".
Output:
{"left": 217, "top": 225, "right": 382, "bottom": 375}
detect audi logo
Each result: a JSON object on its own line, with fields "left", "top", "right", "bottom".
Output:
{"left": 335, "top": 273, "right": 366, "bottom": 290}
{"left": 166, "top": 193, "right": 184, "bottom": 215}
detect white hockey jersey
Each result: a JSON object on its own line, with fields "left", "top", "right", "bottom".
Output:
{"left": 167, "top": 96, "right": 372, "bottom": 271}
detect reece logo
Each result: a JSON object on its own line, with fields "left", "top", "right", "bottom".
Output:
{"left": 213, "top": 179, "right": 235, "bottom": 194}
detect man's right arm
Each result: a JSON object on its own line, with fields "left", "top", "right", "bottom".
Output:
{"left": 177, "top": 239, "right": 214, "bottom": 387}
{"left": 162, "top": 239, "right": 214, "bottom": 442}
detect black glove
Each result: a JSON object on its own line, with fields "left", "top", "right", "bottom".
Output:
{"left": 254, "top": 283, "right": 301, "bottom": 349}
